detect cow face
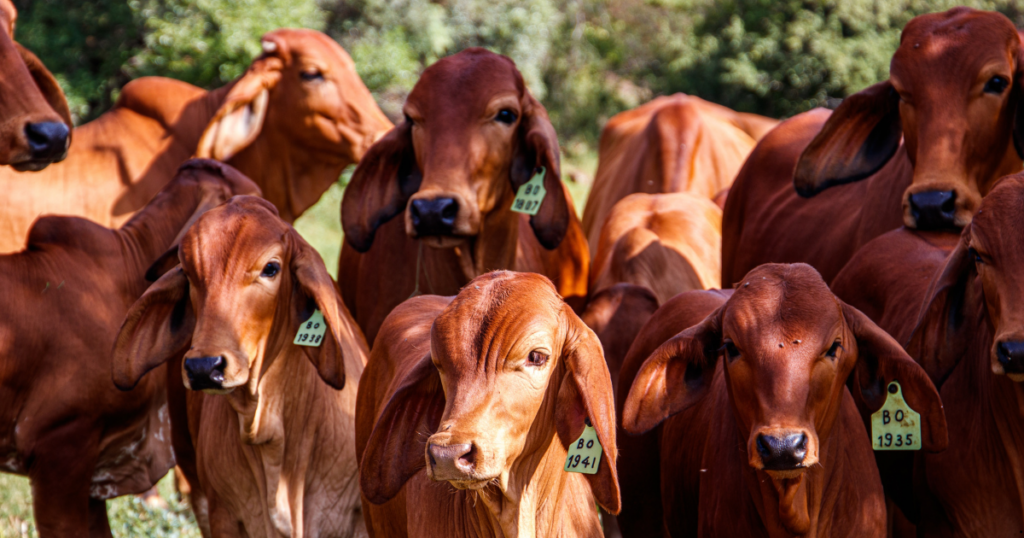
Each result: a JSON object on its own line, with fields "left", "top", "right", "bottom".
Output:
{"left": 359, "top": 272, "right": 621, "bottom": 514}
{"left": 0, "top": 0, "right": 71, "bottom": 171}
{"left": 795, "top": 8, "right": 1024, "bottom": 231}
{"left": 342, "top": 49, "right": 571, "bottom": 253}
{"left": 624, "top": 264, "right": 946, "bottom": 479}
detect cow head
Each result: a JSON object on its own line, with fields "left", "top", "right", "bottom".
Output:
{"left": 909, "top": 174, "right": 1024, "bottom": 382}
{"left": 0, "top": 0, "right": 71, "bottom": 171}
{"left": 623, "top": 264, "right": 945, "bottom": 530}
{"left": 795, "top": 8, "right": 1024, "bottom": 231}
{"left": 360, "top": 271, "right": 620, "bottom": 514}
{"left": 113, "top": 197, "right": 355, "bottom": 403}
{"left": 197, "top": 29, "right": 392, "bottom": 220}
{"left": 342, "top": 48, "right": 570, "bottom": 253}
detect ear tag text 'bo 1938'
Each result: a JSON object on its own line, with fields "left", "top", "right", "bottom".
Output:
{"left": 294, "top": 310, "right": 327, "bottom": 347}
{"left": 565, "top": 418, "right": 602, "bottom": 474}
{"left": 511, "top": 167, "right": 546, "bottom": 216}
{"left": 871, "top": 381, "right": 921, "bottom": 450}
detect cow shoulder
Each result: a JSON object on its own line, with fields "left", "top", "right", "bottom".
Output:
{"left": 26, "top": 215, "right": 114, "bottom": 255}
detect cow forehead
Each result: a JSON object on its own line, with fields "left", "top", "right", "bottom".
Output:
{"left": 181, "top": 198, "right": 288, "bottom": 280}
{"left": 406, "top": 50, "right": 522, "bottom": 118}
{"left": 892, "top": 9, "right": 1017, "bottom": 83}
{"left": 263, "top": 28, "right": 355, "bottom": 69}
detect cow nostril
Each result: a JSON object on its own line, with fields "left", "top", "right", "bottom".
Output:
{"left": 790, "top": 433, "right": 808, "bottom": 462}
{"left": 455, "top": 444, "right": 476, "bottom": 472}
{"left": 24, "top": 122, "right": 69, "bottom": 160}
{"left": 184, "top": 356, "right": 227, "bottom": 390}
{"left": 908, "top": 190, "right": 957, "bottom": 230}
{"left": 997, "top": 341, "right": 1024, "bottom": 373}
{"left": 440, "top": 199, "right": 459, "bottom": 221}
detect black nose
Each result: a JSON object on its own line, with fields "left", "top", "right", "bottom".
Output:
{"left": 24, "top": 122, "right": 69, "bottom": 161}
{"left": 756, "top": 433, "right": 808, "bottom": 471}
{"left": 183, "top": 356, "right": 226, "bottom": 390}
{"left": 410, "top": 197, "right": 459, "bottom": 236}
{"left": 997, "top": 341, "right": 1024, "bottom": 374}
{"left": 427, "top": 443, "right": 475, "bottom": 477}
{"left": 908, "top": 190, "right": 957, "bottom": 230}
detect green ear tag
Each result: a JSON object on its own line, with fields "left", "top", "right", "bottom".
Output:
{"left": 294, "top": 310, "right": 326, "bottom": 347}
{"left": 564, "top": 418, "right": 602, "bottom": 475}
{"left": 511, "top": 167, "right": 546, "bottom": 216}
{"left": 871, "top": 381, "right": 922, "bottom": 451}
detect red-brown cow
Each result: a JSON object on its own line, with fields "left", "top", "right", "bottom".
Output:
{"left": 581, "top": 94, "right": 776, "bottom": 249}
{"left": 619, "top": 264, "right": 946, "bottom": 537}
{"left": 0, "top": 0, "right": 71, "bottom": 169}
{"left": 0, "top": 28, "right": 391, "bottom": 252}
{"left": 831, "top": 172, "right": 1024, "bottom": 536}
{"left": 113, "top": 196, "right": 369, "bottom": 537}
{"left": 722, "top": 8, "right": 1024, "bottom": 285}
{"left": 356, "top": 271, "right": 619, "bottom": 537}
{"left": 0, "top": 159, "right": 257, "bottom": 537}
{"left": 340, "top": 48, "right": 588, "bottom": 343}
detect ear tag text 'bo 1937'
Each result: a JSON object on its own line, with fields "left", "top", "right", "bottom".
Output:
{"left": 294, "top": 310, "right": 327, "bottom": 347}
{"left": 871, "top": 381, "right": 921, "bottom": 450}
{"left": 565, "top": 418, "right": 602, "bottom": 474}
{"left": 511, "top": 167, "right": 546, "bottom": 216}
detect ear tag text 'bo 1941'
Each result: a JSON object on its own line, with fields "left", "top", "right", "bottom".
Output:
{"left": 294, "top": 310, "right": 327, "bottom": 347}
{"left": 511, "top": 167, "right": 546, "bottom": 216}
{"left": 565, "top": 418, "right": 602, "bottom": 474}
{"left": 871, "top": 381, "right": 921, "bottom": 450}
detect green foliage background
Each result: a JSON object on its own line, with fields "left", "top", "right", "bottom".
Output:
{"left": 13, "top": 0, "right": 1024, "bottom": 152}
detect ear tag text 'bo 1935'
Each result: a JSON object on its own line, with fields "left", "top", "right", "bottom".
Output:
{"left": 871, "top": 381, "right": 921, "bottom": 450}
{"left": 511, "top": 167, "right": 546, "bottom": 215}
{"left": 294, "top": 310, "right": 327, "bottom": 347}
{"left": 564, "top": 418, "right": 602, "bottom": 474}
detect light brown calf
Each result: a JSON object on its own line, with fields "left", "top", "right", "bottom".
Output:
{"left": 356, "top": 271, "right": 619, "bottom": 537}
{"left": 114, "top": 196, "right": 369, "bottom": 537}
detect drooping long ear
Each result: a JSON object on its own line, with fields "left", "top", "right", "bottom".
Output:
{"left": 843, "top": 300, "right": 948, "bottom": 452}
{"left": 360, "top": 350, "right": 445, "bottom": 505}
{"left": 793, "top": 80, "right": 902, "bottom": 197}
{"left": 511, "top": 92, "right": 569, "bottom": 250}
{"left": 289, "top": 229, "right": 368, "bottom": 389}
{"left": 555, "top": 306, "right": 621, "bottom": 514}
{"left": 112, "top": 266, "right": 195, "bottom": 391}
{"left": 196, "top": 53, "right": 283, "bottom": 161}
{"left": 15, "top": 43, "right": 72, "bottom": 134}
{"left": 342, "top": 121, "right": 422, "bottom": 252}
{"left": 621, "top": 305, "right": 724, "bottom": 434}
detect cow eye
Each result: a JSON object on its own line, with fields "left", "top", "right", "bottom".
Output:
{"left": 260, "top": 261, "right": 280, "bottom": 278}
{"left": 984, "top": 75, "right": 1009, "bottom": 95}
{"left": 526, "top": 350, "right": 548, "bottom": 367}
{"left": 404, "top": 114, "right": 414, "bottom": 126}
{"left": 495, "top": 109, "right": 518, "bottom": 125}
{"left": 826, "top": 339, "right": 842, "bottom": 359}
{"left": 721, "top": 340, "right": 740, "bottom": 361}
{"left": 300, "top": 69, "right": 324, "bottom": 82}
{"left": 969, "top": 247, "right": 984, "bottom": 264}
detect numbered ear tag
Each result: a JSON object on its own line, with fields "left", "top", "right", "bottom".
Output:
{"left": 564, "top": 418, "right": 602, "bottom": 475}
{"left": 294, "top": 310, "right": 327, "bottom": 347}
{"left": 511, "top": 167, "right": 546, "bottom": 216}
{"left": 871, "top": 381, "right": 921, "bottom": 451}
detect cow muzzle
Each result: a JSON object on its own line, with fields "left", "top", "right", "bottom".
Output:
{"left": 995, "top": 340, "right": 1024, "bottom": 382}
{"left": 426, "top": 442, "right": 486, "bottom": 488}
{"left": 183, "top": 356, "right": 227, "bottom": 391}
{"left": 410, "top": 197, "right": 459, "bottom": 237}
{"left": 907, "top": 190, "right": 957, "bottom": 230}
{"left": 11, "top": 121, "right": 70, "bottom": 172}
{"left": 749, "top": 428, "right": 816, "bottom": 478}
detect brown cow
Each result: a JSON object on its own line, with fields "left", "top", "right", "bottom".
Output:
{"left": 831, "top": 173, "right": 1024, "bottom": 536}
{"left": 722, "top": 8, "right": 1024, "bottom": 285}
{"left": 0, "top": 0, "right": 71, "bottom": 170}
{"left": 0, "top": 28, "right": 391, "bottom": 252}
{"left": 113, "top": 196, "right": 369, "bottom": 537}
{"left": 356, "top": 271, "right": 619, "bottom": 537}
{"left": 580, "top": 93, "right": 776, "bottom": 249}
{"left": 340, "top": 48, "right": 588, "bottom": 343}
{"left": 0, "top": 159, "right": 257, "bottom": 537}
{"left": 619, "top": 263, "right": 947, "bottom": 537}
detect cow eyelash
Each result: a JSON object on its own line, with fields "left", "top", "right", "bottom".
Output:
{"left": 720, "top": 340, "right": 740, "bottom": 360}
{"left": 984, "top": 75, "right": 1009, "bottom": 95}
{"left": 969, "top": 247, "right": 985, "bottom": 264}
{"left": 826, "top": 339, "right": 843, "bottom": 359}
{"left": 260, "top": 261, "right": 281, "bottom": 278}
{"left": 526, "top": 350, "right": 549, "bottom": 367}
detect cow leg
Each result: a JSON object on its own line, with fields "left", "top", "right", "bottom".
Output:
{"left": 87, "top": 498, "right": 111, "bottom": 538}
{"left": 28, "top": 421, "right": 101, "bottom": 537}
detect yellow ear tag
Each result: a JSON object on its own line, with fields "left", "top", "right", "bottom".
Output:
{"left": 871, "top": 381, "right": 922, "bottom": 450}
{"left": 564, "top": 418, "right": 602, "bottom": 475}
{"left": 294, "top": 310, "right": 327, "bottom": 347}
{"left": 511, "top": 167, "right": 546, "bottom": 215}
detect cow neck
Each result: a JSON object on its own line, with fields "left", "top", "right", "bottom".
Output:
{"left": 175, "top": 83, "right": 235, "bottom": 151}
{"left": 453, "top": 192, "right": 522, "bottom": 283}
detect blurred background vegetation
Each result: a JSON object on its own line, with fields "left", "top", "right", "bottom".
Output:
{"left": 13, "top": 0, "right": 1024, "bottom": 156}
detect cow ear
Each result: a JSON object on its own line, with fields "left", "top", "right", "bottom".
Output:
{"left": 196, "top": 55, "right": 282, "bottom": 161}
{"left": 112, "top": 266, "right": 195, "bottom": 391}
{"left": 15, "top": 43, "right": 73, "bottom": 133}
{"left": 793, "top": 80, "right": 902, "bottom": 197}
{"left": 342, "top": 121, "right": 421, "bottom": 252}
{"left": 360, "top": 351, "right": 445, "bottom": 504}
{"left": 621, "top": 305, "right": 723, "bottom": 434}
{"left": 511, "top": 92, "right": 569, "bottom": 250}
{"left": 556, "top": 307, "right": 621, "bottom": 514}
{"left": 289, "top": 230, "right": 367, "bottom": 389}
{"left": 842, "top": 300, "right": 948, "bottom": 453}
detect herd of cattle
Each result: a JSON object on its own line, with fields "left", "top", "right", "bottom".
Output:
{"left": 0, "top": 1, "right": 1021, "bottom": 537}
